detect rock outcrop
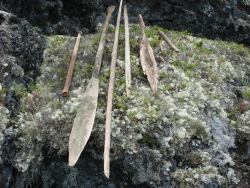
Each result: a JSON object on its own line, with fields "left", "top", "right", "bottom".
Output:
{"left": 0, "top": 11, "right": 45, "bottom": 115}
{"left": 1, "top": 24, "right": 249, "bottom": 187}
{"left": 1, "top": 0, "right": 250, "bottom": 45}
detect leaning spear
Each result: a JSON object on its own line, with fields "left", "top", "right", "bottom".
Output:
{"left": 68, "top": 5, "right": 116, "bottom": 167}
{"left": 124, "top": 4, "right": 131, "bottom": 97}
{"left": 104, "top": 0, "right": 123, "bottom": 178}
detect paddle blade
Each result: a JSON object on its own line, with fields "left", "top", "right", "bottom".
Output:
{"left": 68, "top": 78, "right": 99, "bottom": 166}
{"left": 140, "top": 39, "right": 159, "bottom": 94}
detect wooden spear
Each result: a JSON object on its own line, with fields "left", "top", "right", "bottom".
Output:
{"left": 63, "top": 33, "right": 81, "bottom": 97}
{"left": 68, "top": 5, "right": 115, "bottom": 167}
{"left": 124, "top": 4, "right": 131, "bottom": 97}
{"left": 104, "top": 0, "right": 123, "bottom": 178}
{"left": 139, "top": 14, "right": 159, "bottom": 95}
{"left": 158, "top": 30, "right": 180, "bottom": 52}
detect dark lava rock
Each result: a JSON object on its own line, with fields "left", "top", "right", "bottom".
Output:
{"left": 1, "top": 0, "right": 250, "bottom": 45}
{"left": 0, "top": 11, "right": 45, "bottom": 115}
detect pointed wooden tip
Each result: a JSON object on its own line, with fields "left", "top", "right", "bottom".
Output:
{"left": 108, "top": 5, "right": 116, "bottom": 13}
{"left": 104, "top": 170, "right": 110, "bottom": 179}
{"left": 68, "top": 155, "right": 77, "bottom": 167}
{"left": 68, "top": 146, "right": 81, "bottom": 167}
{"left": 138, "top": 14, "right": 142, "bottom": 19}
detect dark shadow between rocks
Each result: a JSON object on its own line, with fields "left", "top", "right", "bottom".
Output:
{"left": 1, "top": 0, "right": 250, "bottom": 45}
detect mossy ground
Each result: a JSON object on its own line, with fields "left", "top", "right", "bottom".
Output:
{"left": 8, "top": 23, "right": 250, "bottom": 187}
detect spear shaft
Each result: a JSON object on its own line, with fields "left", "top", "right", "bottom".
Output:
{"left": 104, "top": 0, "right": 123, "bottom": 178}
{"left": 63, "top": 33, "right": 81, "bottom": 97}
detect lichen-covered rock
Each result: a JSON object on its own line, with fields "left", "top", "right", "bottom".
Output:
{"left": 0, "top": 106, "right": 10, "bottom": 164}
{"left": 0, "top": 24, "right": 250, "bottom": 187}
{"left": 0, "top": 11, "right": 46, "bottom": 115}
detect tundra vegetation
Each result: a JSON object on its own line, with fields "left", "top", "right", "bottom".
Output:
{"left": 1, "top": 22, "right": 249, "bottom": 187}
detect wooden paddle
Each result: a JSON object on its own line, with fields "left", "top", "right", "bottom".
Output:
{"left": 139, "top": 14, "right": 159, "bottom": 95}
{"left": 68, "top": 5, "right": 115, "bottom": 167}
{"left": 104, "top": 0, "right": 123, "bottom": 178}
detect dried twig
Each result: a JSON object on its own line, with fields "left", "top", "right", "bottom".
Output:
{"left": 139, "top": 14, "right": 159, "bottom": 95}
{"left": 124, "top": 4, "right": 131, "bottom": 97}
{"left": 159, "top": 56, "right": 167, "bottom": 64}
{"left": 158, "top": 30, "right": 180, "bottom": 52}
{"left": 104, "top": 0, "right": 123, "bottom": 178}
{"left": 63, "top": 33, "right": 81, "bottom": 97}
{"left": 68, "top": 6, "right": 115, "bottom": 167}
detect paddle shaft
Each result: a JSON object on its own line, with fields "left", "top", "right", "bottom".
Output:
{"left": 92, "top": 6, "right": 116, "bottom": 78}
{"left": 68, "top": 6, "right": 115, "bottom": 167}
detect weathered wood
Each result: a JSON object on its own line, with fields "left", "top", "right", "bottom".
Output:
{"left": 68, "top": 5, "right": 115, "bottom": 167}
{"left": 158, "top": 30, "right": 180, "bottom": 52}
{"left": 124, "top": 4, "right": 131, "bottom": 97}
{"left": 63, "top": 33, "right": 81, "bottom": 97}
{"left": 139, "top": 14, "right": 159, "bottom": 95}
{"left": 104, "top": 0, "right": 123, "bottom": 179}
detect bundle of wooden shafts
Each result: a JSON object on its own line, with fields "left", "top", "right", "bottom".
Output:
{"left": 65, "top": 0, "right": 179, "bottom": 178}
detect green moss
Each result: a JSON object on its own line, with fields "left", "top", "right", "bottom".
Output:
{"left": 11, "top": 82, "right": 29, "bottom": 98}
{"left": 90, "top": 34, "right": 101, "bottom": 46}
{"left": 118, "top": 39, "right": 125, "bottom": 58}
{"left": 114, "top": 93, "right": 128, "bottom": 111}
{"left": 242, "top": 89, "right": 250, "bottom": 100}
{"left": 131, "top": 61, "right": 145, "bottom": 80}
{"left": 119, "top": 25, "right": 125, "bottom": 33}
{"left": 48, "top": 35, "right": 68, "bottom": 53}
{"left": 160, "top": 72, "right": 168, "bottom": 80}
{"left": 163, "top": 85, "right": 170, "bottom": 94}
{"left": 130, "top": 38, "right": 140, "bottom": 56}
{"left": 130, "top": 24, "right": 141, "bottom": 35}
{"left": 127, "top": 110, "right": 136, "bottom": 121}
{"left": 172, "top": 60, "right": 199, "bottom": 72}
{"left": 0, "top": 86, "right": 6, "bottom": 104}
{"left": 76, "top": 61, "right": 94, "bottom": 79}
{"left": 217, "top": 40, "right": 250, "bottom": 56}
{"left": 194, "top": 40, "right": 214, "bottom": 55}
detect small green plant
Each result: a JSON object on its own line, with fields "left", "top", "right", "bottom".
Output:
{"left": 242, "top": 89, "right": 250, "bottom": 100}
{"left": 11, "top": 82, "right": 29, "bottom": 98}
{"left": 0, "top": 86, "right": 6, "bottom": 104}
{"left": 91, "top": 34, "right": 101, "bottom": 46}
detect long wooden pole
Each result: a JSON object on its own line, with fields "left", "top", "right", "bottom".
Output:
{"left": 63, "top": 33, "right": 81, "bottom": 97}
{"left": 158, "top": 30, "right": 180, "bottom": 52}
{"left": 104, "top": 0, "right": 123, "bottom": 178}
{"left": 68, "top": 6, "right": 115, "bottom": 167}
{"left": 124, "top": 4, "right": 131, "bottom": 97}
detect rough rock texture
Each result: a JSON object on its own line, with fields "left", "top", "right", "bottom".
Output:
{"left": 0, "top": 11, "right": 46, "bottom": 115}
{"left": 1, "top": 22, "right": 249, "bottom": 187}
{"left": 0, "top": 0, "right": 250, "bottom": 45}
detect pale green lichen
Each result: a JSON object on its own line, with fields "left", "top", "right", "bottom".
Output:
{"left": 10, "top": 24, "right": 250, "bottom": 186}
